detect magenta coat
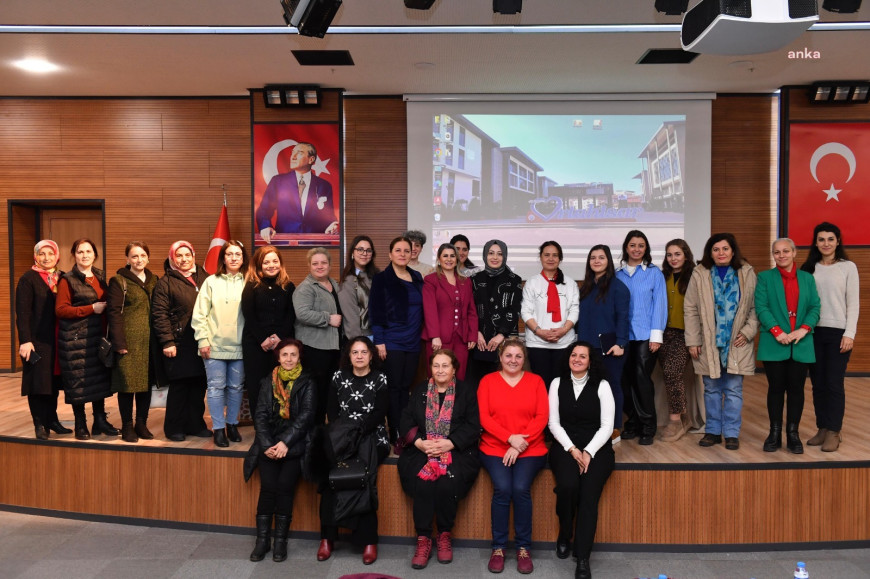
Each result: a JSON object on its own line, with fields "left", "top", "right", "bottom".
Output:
{"left": 422, "top": 272, "right": 478, "bottom": 345}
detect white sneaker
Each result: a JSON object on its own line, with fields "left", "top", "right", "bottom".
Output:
{"left": 611, "top": 435, "right": 621, "bottom": 445}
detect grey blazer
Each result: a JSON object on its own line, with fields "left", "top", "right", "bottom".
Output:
{"left": 293, "top": 274, "right": 341, "bottom": 350}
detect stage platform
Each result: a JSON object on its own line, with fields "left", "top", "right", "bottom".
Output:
{"left": 1, "top": 372, "right": 869, "bottom": 549}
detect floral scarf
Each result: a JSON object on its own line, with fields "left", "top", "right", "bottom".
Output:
{"left": 32, "top": 239, "right": 60, "bottom": 293}
{"left": 272, "top": 364, "right": 302, "bottom": 419}
{"left": 417, "top": 377, "right": 456, "bottom": 481}
{"left": 712, "top": 267, "right": 740, "bottom": 368}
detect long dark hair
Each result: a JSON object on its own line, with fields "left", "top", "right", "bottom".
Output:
{"left": 539, "top": 240, "right": 565, "bottom": 284}
{"left": 342, "top": 235, "right": 380, "bottom": 283}
{"left": 620, "top": 230, "right": 652, "bottom": 266}
{"left": 661, "top": 239, "right": 696, "bottom": 295}
{"left": 557, "top": 341, "right": 605, "bottom": 394}
{"left": 450, "top": 233, "right": 476, "bottom": 268}
{"left": 699, "top": 233, "right": 747, "bottom": 271}
{"left": 801, "top": 222, "right": 849, "bottom": 274}
{"left": 579, "top": 244, "right": 615, "bottom": 302}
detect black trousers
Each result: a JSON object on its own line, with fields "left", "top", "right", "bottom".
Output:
{"left": 320, "top": 494, "right": 379, "bottom": 546}
{"left": 383, "top": 349, "right": 420, "bottom": 440}
{"left": 27, "top": 388, "right": 61, "bottom": 426}
{"left": 163, "top": 375, "right": 208, "bottom": 436}
{"left": 621, "top": 340, "right": 658, "bottom": 435}
{"left": 72, "top": 398, "right": 109, "bottom": 421}
{"left": 549, "top": 445, "right": 615, "bottom": 559}
{"left": 257, "top": 455, "right": 303, "bottom": 517}
{"left": 302, "top": 346, "right": 340, "bottom": 426}
{"left": 764, "top": 358, "right": 808, "bottom": 426}
{"left": 466, "top": 356, "right": 499, "bottom": 391}
{"left": 527, "top": 346, "right": 570, "bottom": 391}
{"left": 117, "top": 391, "right": 151, "bottom": 423}
{"left": 411, "top": 475, "right": 460, "bottom": 536}
{"left": 810, "top": 327, "right": 851, "bottom": 432}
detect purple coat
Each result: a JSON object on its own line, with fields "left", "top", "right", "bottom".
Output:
{"left": 255, "top": 171, "right": 336, "bottom": 234}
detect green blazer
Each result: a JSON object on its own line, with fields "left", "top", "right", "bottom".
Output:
{"left": 755, "top": 267, "right": 820, "bottom": 363}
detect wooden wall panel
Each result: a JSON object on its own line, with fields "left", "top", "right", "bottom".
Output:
{"left": 2, "top": 440, "right": 869, "bottom": 545}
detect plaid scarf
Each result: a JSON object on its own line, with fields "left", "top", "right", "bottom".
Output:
{"left": 272, "top": 364, "right": 302, "bottom": 419}
{"left": 417, "top": 377, "right": 455, "bottom": 481}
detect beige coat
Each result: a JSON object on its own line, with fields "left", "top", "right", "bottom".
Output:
{"left": 684, "top": 263, "right": 758, "bottom": 378}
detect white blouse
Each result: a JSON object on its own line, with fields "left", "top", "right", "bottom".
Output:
{"left": 548, "top": 373, "right": 614, "bottom": 458}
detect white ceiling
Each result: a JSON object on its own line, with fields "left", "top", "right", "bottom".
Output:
{"left": 0, "top": 0, "right": 868, "bottom": 97}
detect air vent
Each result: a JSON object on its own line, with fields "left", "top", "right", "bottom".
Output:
{"left": 637, "top": 49, "right": 699, "bottom": 64}
{"left": 291, "top": 50, "right": 355, "bottom": 66}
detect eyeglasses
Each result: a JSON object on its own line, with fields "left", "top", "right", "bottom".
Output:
{"left": 354, "top": 247, "right": 373, "bottom": 254}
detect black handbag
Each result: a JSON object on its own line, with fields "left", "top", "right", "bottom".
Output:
{"left": 98, "top": 336, "right": 116, "bottom": 368}
{"left": 328, "top": 458, "right": 368, "bottom": 491}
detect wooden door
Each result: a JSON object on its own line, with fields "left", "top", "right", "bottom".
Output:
{"left": 40, "top": 209, "right": 104, "bottom": 274}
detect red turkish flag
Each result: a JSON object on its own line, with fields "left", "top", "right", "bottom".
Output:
{"left": 788, "top": 123, "right": 870, "bottom": 245}
{"left": 204, "top": 204, "right": 231, "bottom": 274}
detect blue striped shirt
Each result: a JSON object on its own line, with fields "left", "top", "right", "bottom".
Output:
{"left": 616, "top": 263, "right": 668, "bottom": 343}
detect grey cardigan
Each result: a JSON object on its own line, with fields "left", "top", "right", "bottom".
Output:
{"left": 293, "top": 274, "right": 341, "bottom": 350}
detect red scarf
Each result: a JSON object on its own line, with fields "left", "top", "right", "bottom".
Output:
{"left": 542, "top": 271, "right": 561, "bottom": 323}
{"left": 777, "top": 265, "right": 799, "bottom": 331}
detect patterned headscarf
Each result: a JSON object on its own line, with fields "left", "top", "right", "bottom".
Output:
{"left": 32, "top": 239, "right": 60, "bottom": 292}
{"left": 168, "top": 241, "right": 197, "bottom": 277}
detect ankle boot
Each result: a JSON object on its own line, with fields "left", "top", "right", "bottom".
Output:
{"left": 121, "top": 421, "right": 139, "bottom": 443}
{"left": 33, "top": 419, "right": 49, "bottom": 441}
{"left": 763, "top": 423, "right": 782, "bottom": 452}
{"left": 272, "top": 515, "right": 291, "bottom": 562}
{"left": 821, "top": 430, "right": 841, "bottom": 452}
{"left": 49, "top": 419, "right": 72, "bottom": 435}
{"left": 786, "top": 423, "right": 803, "bottom": 454}
{"left": 250, "top": 514, "right": 272, "bottom": 561}
{"left": 807, "top": 427, "right": 828, "bottom": 446}
{"left": 92, "top": 413, "right": 120, "bottom": 436}
{"left": 74, "top": 414, "right": 91, "bottom": 440}
{"left": 135, "top": 418, "right": 154, "bottom": 440}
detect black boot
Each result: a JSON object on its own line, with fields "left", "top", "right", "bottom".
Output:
{"left": 135, "top": 418, "right": 154, "bottom": 440}
{"left": 576, "top": 558, "right": 592, "bottom": 579}
{"left": 250, "top": 514, "right": 272, "bottom": 562}
{"left": 121, "top": 421, "right": 138, "bottom": 443}
{"left": 74, "top": 413, "right": 90, "bottom": 441}
{"left": 226, "top": 423, "right": 242, "bottom": 443}
{"left": 762, "top": 423, "right": 782, "bottom": 452}
{"left": 48, "top": 419, "right": 72, "bottom": 434}
{"left": 272, "top": 515, "right": 291, "bottom": 562}
{"left": 92, "top": 413, "right": 120, "bottom": 436}
{"left": 786, "top": 423, "right": 804, "bottom": 454}
{"left": 214, "top": 428, "right": 229, "bottom": 448}
{"left": 34, "top": 419, "right": 49, "bottom": 441}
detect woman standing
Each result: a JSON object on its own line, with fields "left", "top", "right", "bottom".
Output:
{"left": 369, "top": 237, "right": 424, "bottom": 442}
{"left": 244, "top": 338, "right": 314, "bottom": 563}
{"left": 450, "top": 234, "right": 482, "bottom": 277}
{"left": 657, "top": 239, "right": 696, "bottom": 442}
{"left": 576, "top": 244, "right": 630, "bottom": 438}
{"left": 317, "top": 337, "right": 389, "bottom": 565}
{"left": 756, "top": 238, "right": 820, "bottom": 454}
{"left": 615, "top": 230, "right": 667, "bottom": 446}
{"left": 548, "top": 342, "right": 615, "bottom": 579}
{"left": 55, "top": 238, "right": 117, "bottom": 440}
{"left": 422, "top": 243, "right": 478, "bottom": 380}
{"left": 801, "top": 222, "right": 859, "bottom": 452}
{"left": 241, "top": 245, "right": 295, "bottom": 408}
{"left": 192, "top": 240, "right": 248, "bottom": 448}
{"left": 398, "top": 349, "right": 480, "bottom": 569}
{"left": 107, "top": 241, "right": 158, "bottom": 443}
{"left": 478, "top": 338, "right": 549, "bottom": 574}
{"left": 16, "top": 240, "right": 70, "bottom": 439}
{"left": 292, "top": 247, "right": 342, "bottom": 426}
{"left": 152, "top": 241, "right": 211, "bottom": 442}
{"left": 684, "top": 233, "right": 758, "bottom": 450}
{"left": 522, "top": 240, "right": 579, "bottom": 390}
{"left": 469, "top": 240, "right": 522, "bottom": 386}
{"left": 338, "top": 235, "right": 379, "bottom": 341}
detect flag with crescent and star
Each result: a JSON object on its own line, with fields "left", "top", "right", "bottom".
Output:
{"left": 787, "top": 122, "right": 870, "bottom": 245}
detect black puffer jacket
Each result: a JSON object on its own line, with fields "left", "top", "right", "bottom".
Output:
{"left": 151, "top": 259, "right": 209, "bottom": 382}
{"left": 56, "top": 268, "right": 111, "bottom": 405}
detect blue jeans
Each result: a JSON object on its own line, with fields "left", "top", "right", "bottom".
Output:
{"left": 703, "top": 370, "right": 743, "bottom": 438}
{"left": 480, "top": 452, "right": 547, "bottom": 550}
{"left": 204, "top": 358, "right": 244, "bottom": 430}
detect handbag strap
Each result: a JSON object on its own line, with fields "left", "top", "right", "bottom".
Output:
{"left": 104, "top": 277, "right": 128, "bottom": 339}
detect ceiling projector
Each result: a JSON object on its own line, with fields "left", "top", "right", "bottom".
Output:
{"left": 681, "top": 0, "right": 819, "bottom": 55}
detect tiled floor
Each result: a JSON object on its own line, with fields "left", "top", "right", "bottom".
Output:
{"left": 1, "top": 510, "right": 868, "bottom": 578}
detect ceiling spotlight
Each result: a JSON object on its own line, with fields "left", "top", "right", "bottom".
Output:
{"left": 822, "top": 0, "right": 862, "bottom": 12}
{"left": 405, "top": 0, "right": 437, "bottom": 9}
{"left": 493, "top": 0, "right": 521, "bottom": 14}
{"left": 280, "top": 0, "right": 342, "bottom": 38}
{"left": 655, "top": 0, "right": 689, "bottom": 15}
{"left": 809, "top": 81, "right": 870, "bottom": 104}
{"left": 263, "top": 85, "right": 322, "bottom": 108}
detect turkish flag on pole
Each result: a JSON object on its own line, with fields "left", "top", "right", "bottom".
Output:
{"left": 204, "top": 204, "right": 231, "bottom": 274}
{"left": 788, "top": 123, "right": 870, "bottom": 245}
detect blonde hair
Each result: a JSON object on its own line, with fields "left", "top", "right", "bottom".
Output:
{"left": 306, "top": 247, "right": 331, "bottom": 264}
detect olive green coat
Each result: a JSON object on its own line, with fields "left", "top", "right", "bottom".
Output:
{"left": 107, "top": 267, "right": 158, "bottom": 393}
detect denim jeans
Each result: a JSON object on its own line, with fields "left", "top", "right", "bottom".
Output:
{"left": 204, "top": 358, "right": 244, "bottom": 430}
{"left": 703, "top": 370, "right": 743, "bottom": 438}
{"left": 480, "top": 452, "right": 547, "bottom": 550}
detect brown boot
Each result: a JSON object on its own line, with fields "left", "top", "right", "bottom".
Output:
{"left": 660, "top": 419, "right": 687, "bottom": 442}
{"left": 821, "top": 430, "right": 841, "bottom": 452}
{"left": 807, "top": 428, "right": 828, "bottom": 446}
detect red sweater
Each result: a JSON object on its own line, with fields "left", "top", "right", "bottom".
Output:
{"left": 477, "top": 371, "right": 549, "bottom": 457}
{"left": 55, "top": 276, "right": 105, "bottom": 318}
